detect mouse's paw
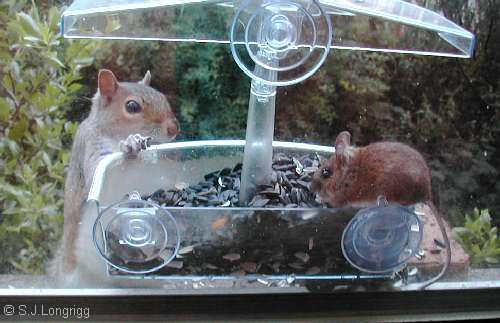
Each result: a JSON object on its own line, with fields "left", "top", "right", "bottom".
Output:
{"left": 119, "top": 134, "right": 151, "bottom": 157}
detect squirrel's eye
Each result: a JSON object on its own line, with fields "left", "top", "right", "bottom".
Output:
{"left": 321, "top": 168, "right": 331, "bottom": 179}
{"left": 125, "top": 100, "right": 142, "bottom": 114}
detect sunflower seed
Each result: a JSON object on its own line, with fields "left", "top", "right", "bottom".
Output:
{"left": 303, "top": 167, "right": 318, "bottom": 174}
{"left": 292, "top": 157, "right": 304, "bottom": 175}
{"left": 218, "top": 177, "right": 226, "bottom": 188}
{"left": 190, "top": 184, "right": 202, "bottom": 192}
{"left": 220, "top": 167, "right": 232, "bottom": 176}
{"left": 195, "top": 195, "right": 209, "bottom": 202}
{"left": 296, "top": 180, "right": 310, "bottom": 190}
{"left": 274, "top": 164, "right": 295, "bottom": 171}
{"left": 260, "top": 189, "right": 280, "bottom": 198}
{"left": 233, "top": 163, "right": 243, "bottom": 172}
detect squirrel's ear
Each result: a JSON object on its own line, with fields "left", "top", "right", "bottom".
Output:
{"left": 140, "top": 70, "right": 151, "bottom": 86}
{"left": 98, "top": 69, "right": 119, "bottom": 97}
{"left": 334, "top": 131, "right": 352, "bottom": 166}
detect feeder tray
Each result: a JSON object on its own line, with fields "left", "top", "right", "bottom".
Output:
{"left": 62, "top": 0, "right": 475, "bottom": 288}
{"left": 86, "top": 141, "right": 424, "bottom": 286}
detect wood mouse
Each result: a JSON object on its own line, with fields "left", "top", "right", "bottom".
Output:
{"left": 54, "top": 69, "right": 179, "bottom": 287}
{"left": 311, "top": 131, "right": 452, "bottom": 288}
{"left": 311, "top": 131, "right": 432, "bottom": 207}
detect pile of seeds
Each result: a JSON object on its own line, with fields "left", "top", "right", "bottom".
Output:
{"left": 143, "top": 152, "right": 327, "bottom": 208}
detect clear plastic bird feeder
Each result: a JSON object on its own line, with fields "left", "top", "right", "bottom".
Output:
{"left": 62, "top": 0, "right": 474, "bottom": 286}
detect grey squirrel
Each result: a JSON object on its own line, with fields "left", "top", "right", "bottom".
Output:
{"left": 55, "top": 69, "right": 179, "bottom": 287}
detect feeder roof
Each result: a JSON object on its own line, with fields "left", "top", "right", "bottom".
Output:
{"left": 62, "top": 0, "right": 475, "bottom": 58}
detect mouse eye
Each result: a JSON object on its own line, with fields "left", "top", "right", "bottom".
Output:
{"left": 125, "top": 100, "right": 142, "bottom": 114}
{"left": 321, "top": 168, "right": 331, "bottom": 179}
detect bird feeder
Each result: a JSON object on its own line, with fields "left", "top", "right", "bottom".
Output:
{"left": 61, "top": 0, "right": 474, "bottom": 287}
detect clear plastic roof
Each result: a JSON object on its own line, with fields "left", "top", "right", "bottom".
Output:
{"left": 62, "top": 0, "right": 475, "bottom": 58}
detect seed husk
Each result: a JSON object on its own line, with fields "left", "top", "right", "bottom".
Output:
{"left": 166, "top": 260, "right": 183, "bottom": 269}
{"left": 178, "top": 245, "right": 195, "bottom": 255}
{"left": 204, "top": 263, "right": 218, "bottom": 270}
{"left": 240, "top": 261, "right": 258, "bottom": 273}
{"left": 305, "top": 266, "right": 321, "bottom": 275}
{"left": 175, "top": 182, "right": 188, "bottom": 191}
{"left": 294, "top": 252, "right": 310, "bottom": 263}
{"left": 222, "top": 253, "right": 241, "bottom": 262}
{"left": 288, "top": 262, "right": 304, "bottom": 270}
{"left": 434, "top": 239, "right": 446, "bottom": 248}
{"left": 249, "top": 197, "right": 270, "bottom": 207}
{"left": 212, "top": 216, "right": 230, "bottom": 230}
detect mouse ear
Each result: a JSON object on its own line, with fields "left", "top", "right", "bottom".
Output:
{"left": 98, "top": 69, "right": 119, "bottom": 97}
{"left": 335, "top": 131, "right": 352, "bottom": 166}
{"left": 140, "top": 70, "right": 151, "bottom": 86}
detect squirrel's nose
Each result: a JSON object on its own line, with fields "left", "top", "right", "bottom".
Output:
{"left": 166, "top": 118, "right": 180, "bottom": 138}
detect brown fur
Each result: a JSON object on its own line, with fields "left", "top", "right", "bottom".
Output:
{"left": 311, "top": 131, "right": 432, "bottom": 207}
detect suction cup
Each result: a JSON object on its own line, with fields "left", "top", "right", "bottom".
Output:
{"left": 93, "top": 196, "right": 180, "bottom": 274}
{"left": 230, "top": 0, "right": 332, "bottom": 86}
{"left": 341, "top": 198, "right": 423, "bottom": 274}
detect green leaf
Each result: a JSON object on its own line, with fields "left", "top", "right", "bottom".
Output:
{"left": 23, "top": 35, "right": 42, "bottom": 44}
{"left": 45, "top": 53, "right": 65, "bottom": 68}
{"left": 479, "top": 209, "right": 491, "bottom": 223}
{"left": 454, "top": 208, "right": 500, "bottom": 267}
{"left": 8, "top": 117, "right": 28, "bottom": 140}
{"left": 485, "top": 257, "right": 498, "bottom": 264}
{"left": 17, "top": 12, "right": 42, "bottom": 38}
{"left": 47, "top": 7, "right": 60, "bottom": 32}
{"left": 41, "top": 151, "right": 52, "bottom": 167}
{"left": 453, "top": 227, "right": 469, "bottom": 235}
{"left": 0, "top": 97, "right": 11, "bottom": 122}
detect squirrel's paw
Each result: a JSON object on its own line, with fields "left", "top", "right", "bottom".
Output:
{"left": 119, "top": 134, "right": 151, "bottom": 157}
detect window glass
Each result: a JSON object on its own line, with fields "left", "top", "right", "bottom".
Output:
{"left": 0, "top": 0, "right": 498, "bottom": 294}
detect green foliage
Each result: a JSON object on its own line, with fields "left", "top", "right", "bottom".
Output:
{"left": 175, "top": 42, "right": 249, "bottom": 139}
{"left": 0, "top": 1, "right": 96, "bottom": 273}
{"left": 454, "top": 209, "right": 500, "bottom": 267}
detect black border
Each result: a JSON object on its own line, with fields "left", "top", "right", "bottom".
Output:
{"left": 1, "top": 289, "right": 499, "bottom": 321}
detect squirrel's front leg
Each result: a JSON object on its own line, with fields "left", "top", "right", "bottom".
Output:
{"left": 119, "top": 134, "right": 152, "bottom": 157}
